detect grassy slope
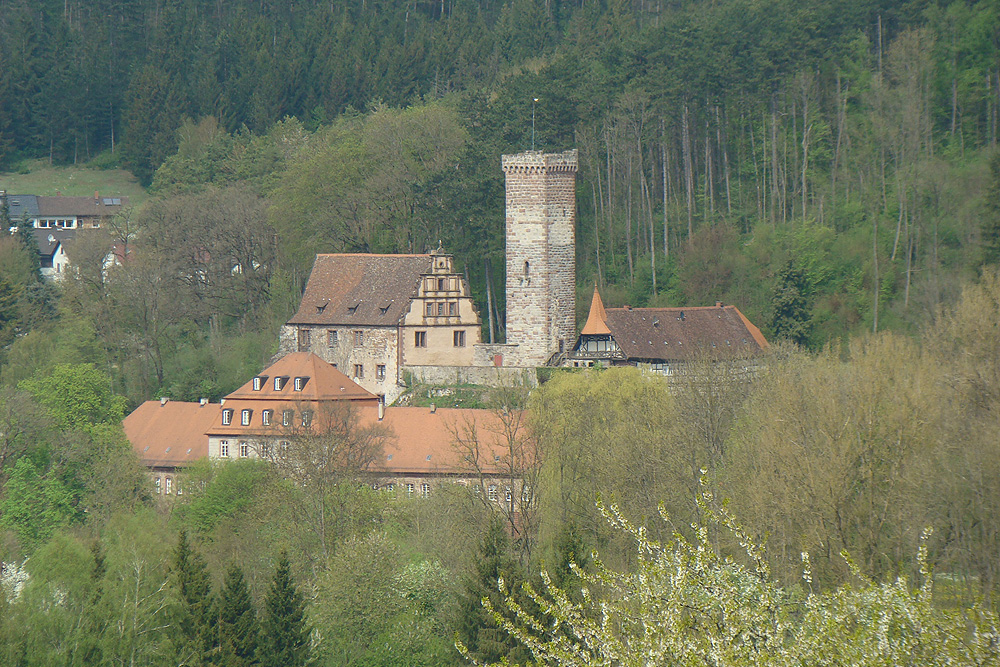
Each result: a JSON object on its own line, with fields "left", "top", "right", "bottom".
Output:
{"left": 0, "top": 159, "right": 147, "bottom": 206}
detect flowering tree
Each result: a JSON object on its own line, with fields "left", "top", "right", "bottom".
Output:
{"left": 461, "top": 491, "right": 1000, "bottom": 666}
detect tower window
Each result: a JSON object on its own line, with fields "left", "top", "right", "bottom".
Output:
{"left": 524, "top": 260, "right": 530, "bottom": 276}
{"left": 327, "top": 330, "right": 338, "bottom": 347}
{"left": 453, "top": 330, "right": 466, "bottom": 347}
{"left": 415, "top": 331, "right": 427, "bottom": 347}
{"left": 376, "top": 364, "right": 386, "bottom": 381}
{"left": 297, "top": 328, "right": 311, "bottom": 351}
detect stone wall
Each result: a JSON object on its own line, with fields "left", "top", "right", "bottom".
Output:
{"left": 405, "top": 364, "right": 538, "bottom": 388}
{"left": 502, "top": 150, "right": 577, "bottom": 366}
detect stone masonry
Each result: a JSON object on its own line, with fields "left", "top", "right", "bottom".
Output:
{"left": 501, "top": 149, "right": 578, "bottom": 367}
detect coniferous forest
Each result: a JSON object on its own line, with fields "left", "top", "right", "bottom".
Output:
{"left": 2, "top": 0, "right": 1000, "bottom": 664}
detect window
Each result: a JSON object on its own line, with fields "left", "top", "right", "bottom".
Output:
{"left": 453, "top": 330, "right": 466, "bottom": 347}
{"left": 176, "top": 483, "right": 182, "bottom": 496}
{"left": 252, "top": 376, "right": 263, "bottom": 391}
{"left": 262, "top": 410, "right": 272, "bottom": 426}
{"left": 327, "top": 329, "right": 338, "bottom": 347}
{"left": 239, "top": 442, "right": 249, "bottom": 458}
{"left": 386, "top": 482, "right": 395, "bottom": 492}
{"left": 241, "top": 409, "right": 252, "bottom": 426}
{"left": 406, "top": 483, "right": 415, "bottom": 497}
{"left": 155, "top": 477, "right": 162, "bottom": 494}
{"left": 505, "top": 487, "right": 512, "bottom": 503}
{"left": 282, "top": 410, "right": 293, "bottom": 426}
{"left": 524, "top": 260, "right": 530, "bottom": 276}
{"left": 437, "top": 302, "right": 446, "bottom": 316}
{"left": 353, "top": 330, "right": 363, "bottom": 346}
{"left": 425, "top": 302, "right": 435, "bottom": 316}
{"left": 353, "top": 364, "right": 364, "bottom": 379}
{"left": 521, "top": 484, "right": 532, "bottom": 503}
{"left": 449, "top": 301, "right": 458, "bottom": 316}
{"left": 261, "top": 442, "right": 271, "bottom": 458}
{"left": 274, "top": 376, "right": 287, "bottom": 391}
{"left": 437, "top": 278, "right": 446, "bottom": 291}
{"left": 222, "top": 409, "right": 233, "bottom": 425}
{"left": 488, "top": 485, "right": 498, "bottom": 501}
{"left": 279, "top": 441, "right": 289, "bottom": 456}
{"left": 165, "top": 477, "right": 173, "bottom": 495}
{"left": 414, "top": 331, "right": 427, "bottom": 348}
{"left": 298, "top": 328, "right": 311, "bottom": 351}
{"left": 421, "top": 483, "right": 431, "bottom": 498}
{"left": 301, "top": 411, "right": 313, "bottom": 427}
{"left": 221, "top": 440, "right": 230, "bottom": 457}
{"left": 293, "top": 377, "right": 305, "bottom": 391}
{"left": 376, "top": 364, "right": 386, "bottom": 381}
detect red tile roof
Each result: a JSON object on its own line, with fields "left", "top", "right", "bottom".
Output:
{"left": 287, "top": 254, "right": 433, "bottom": 327}
{"left": 226, "top": 351, "right": 376, "bottom": 401}
{"left": 124, "top": 400, "right": 217, "bottom": 468}
{"left": 603, "top": 304, "right": 768, "bottom": 360}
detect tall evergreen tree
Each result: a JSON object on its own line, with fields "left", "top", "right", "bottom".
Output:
{"left": 455, "top": 515, "right": 527, "bottom": 664}
{"left": 981, "top": 149, "right": 1000, "bottom": 267}
{"left": 218, "top": 563, "right": 259, "bottom": 667}
{"left": 260, "top": 551, "right": 310, "bottom": 667}
{"left": 172, "top": 531, "right": 217, "bottom": 666}
{"left": 770, "top": 261, "right": 813, "bottom": 348}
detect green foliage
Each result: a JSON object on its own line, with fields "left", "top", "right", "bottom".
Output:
{"left": 0, "top": 457, "right": 76, "bottom": 551}
{"left": 770, "top": 261, "right": 813, "bottom": 347}
{"left": 982, "top": 149, "right": 1000, "bottom": 267}
{"left": 465, "top": 498, "right": 1000, "bottom": 667}
{"left": 181, "top": 460, "right": 271, "bottom": 533}
{"left": 17, "top": 364, "right": 127, "bottom": 431}
{"left": 260, "top": 551, "right": 311, "bottom": 667}
{"left": 172, "top": 531, "right": 217, "bottom": 667}
{"left": 219, "top": 563, "right": 260, "bottom": 667}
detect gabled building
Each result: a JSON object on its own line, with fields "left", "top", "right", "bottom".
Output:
{"left": 279, "top": 249, "right": 482, "bottom": 403}
{"left": 569, "top": 287, "right": 769, "bottom": 374}
{"left": 124, "top": 397, "right": 220, "bottom": 497}
{"left": 32, "top": 228, "right": 76, "bottom": 280}
{"left": 205, "top": 351, "right": 380, "bottom": 460}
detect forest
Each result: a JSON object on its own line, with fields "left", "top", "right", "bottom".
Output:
{"left": 1, "top": 0, "right": 1000, "bottom": 664}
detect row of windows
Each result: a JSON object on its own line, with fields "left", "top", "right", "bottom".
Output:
{"left": 154, "top": 476, "right": 179, "bottom": 495}
{"left": 219, "top": 439, "right": 290, "bottom": 458}
{"left": 369, "top": 482, "right": 528, "bottom": 503}
{"left": 424, "top": 301, "right": 459, "bottom": 317}
{"left": 252, "top": 375, "right": 308, "bottom": 392}
{"left": 222, "top": 408, "right": 313, "bottom": 428}
{"left": 413, "top": 330, "right": 466, "bottom": 347}
{"left": 35, "top": 218, "right": 78, "bottom": 229}
{"left": 350, "top": 364, "right": 386, "bottom": 380}
{"left": 425, "top": 277, "right": 458, "bottom": 292}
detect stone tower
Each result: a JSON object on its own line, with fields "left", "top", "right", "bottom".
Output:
{"left": 502, "top": 149, "right": 578, "bottom": 366}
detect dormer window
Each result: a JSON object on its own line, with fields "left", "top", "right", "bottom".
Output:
{"left": 241, "top": 409, "right": 252, "bottom": 426}
{"left": 294, "top": 377, "right": 308, "bottom": 391}
{"left": 274, "top": 376, "right": 288, "bottom": 391}
{"left": 252, "top": 375, "right": 268, "bottom": 391}
{"left": 222, "top": 409, "right": 233, "bottom": 425}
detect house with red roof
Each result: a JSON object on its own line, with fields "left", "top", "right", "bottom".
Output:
{"left": 279, "top": 248, "right": 484, "bottom": 404}
{"left": 569, "top": 287, "right": 769, "bottom": 375}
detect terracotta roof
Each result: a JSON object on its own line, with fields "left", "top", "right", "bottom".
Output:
{"left": 124, "top": 400, "right": 217, "bottom": 468}
{"left": 581, "top": 285, "right": 611, "bottom": 335}
{"left": 287, "top": 254, "right": 433, "bottom": 327}
{"left": 603, "top": 304, "right": 768, "bottom": 361}
{"left": 357, "top": 405, "right": 520, "bottom": 476}
{"left": 225, "top": 351, "right": 376, "bottom": 401}
{"left": 36, "top": 195, "right": 129, "bottom": 217}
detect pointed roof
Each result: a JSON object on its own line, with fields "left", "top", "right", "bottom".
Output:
{"left": 581, "top": 286, "right": 612, "bottom": 335}
{"left": 225, "top": 351, "right": 376, "bottom": 401}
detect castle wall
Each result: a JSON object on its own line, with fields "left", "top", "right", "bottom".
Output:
{"left": 502, "top": 150, "right": 578, "bottom": 367}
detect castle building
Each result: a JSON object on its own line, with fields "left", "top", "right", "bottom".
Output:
{"left": 278, "top": 249, "right": 482, "bottom": 403}
{"left": 477, "top": 150, "right": 578, "bottom": 367}
{"left": 569, "top": 287, "right": 769, "bottom": 374}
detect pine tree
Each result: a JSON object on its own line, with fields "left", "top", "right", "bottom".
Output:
{"left": 259, "top": 551, "right": 310, "bottom": 667}
{"left": 770, "top": 261, "right": 813, "bottom": 347}
{"left": 218, "top": 563, "right": 259, "bottom": 667}
{"left": 455, "top": 516, "right": 526, "bottom": 665}
{"left": 172, "top": 531, "right": 217, "bottom": 666}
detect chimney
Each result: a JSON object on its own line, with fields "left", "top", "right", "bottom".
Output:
{"left": 430, "top": 403, "right": 436, "bottom": 414}
{"left": 160, "top": 397, "right": 168, "bottom": 406}
{"left": 94, "top": 191, "right": 99, "bottom": 203}
{"left": 378, "top": 398, "right": 385, "bottom": 421}
{"left": 199, "top": 398, "right": 208, "bottom": 407}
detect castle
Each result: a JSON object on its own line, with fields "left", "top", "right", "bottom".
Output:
{"left": 280, "top": 149, "right": 580, "bottom": 403}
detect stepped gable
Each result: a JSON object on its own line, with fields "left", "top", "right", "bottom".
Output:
{"left": 287, "top": 254, "right": 433, "bottom": 327}
{"left": 225, "top": 351, "right": 376, "bottom": 401}
{"left": 124, "top": 400, "right": 217, "bottom": 468}
{"left": 604, "top": 304, "right": 769, "bottom": 361}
